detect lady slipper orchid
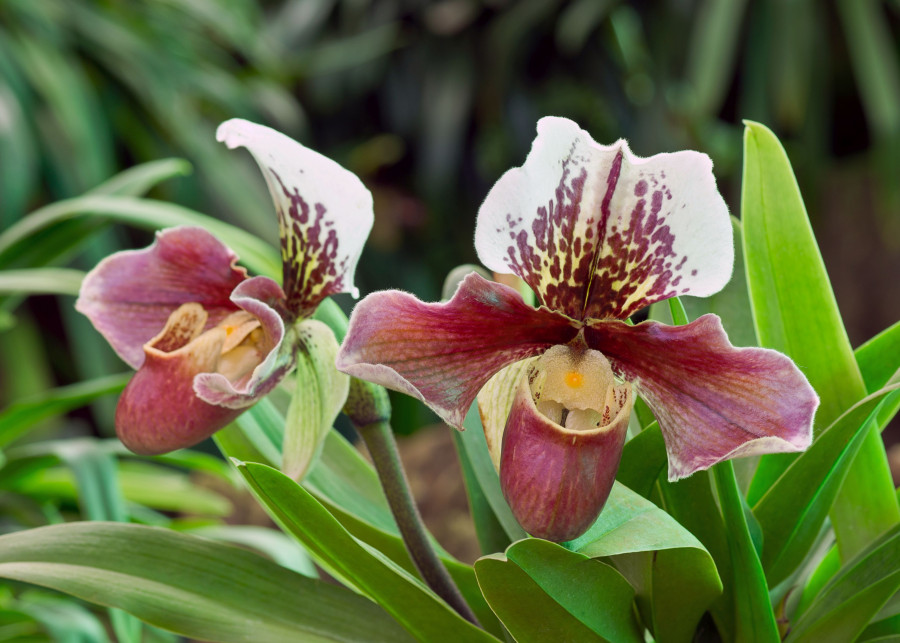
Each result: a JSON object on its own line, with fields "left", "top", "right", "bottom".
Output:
{"left": 77, "top": 120, "right": 373, "bottom": 461}
{"left": 336, "top": 117, "right": 818, "bottom": 542}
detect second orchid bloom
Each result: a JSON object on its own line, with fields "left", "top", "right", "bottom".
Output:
{"left": 77, "top": 120, "right": 374, "bottom": 480}
{"left": 337, "top": 117, "right": 819, "bottom": 542}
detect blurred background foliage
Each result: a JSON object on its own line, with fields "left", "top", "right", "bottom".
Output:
{"left": 0, "top": 0, "right": 899, "bottom": 637}
{"left": 0, "top": 0, "right": 898, "bottom": 542}
{"left": 1, "top": 0, "right": 899, "bottom": 440}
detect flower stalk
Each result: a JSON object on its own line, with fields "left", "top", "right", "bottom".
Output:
{"left": 355, "top": 418, "right": 480, "bottom": 627}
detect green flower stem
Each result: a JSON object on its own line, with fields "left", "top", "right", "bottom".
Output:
{"left": 356, "top": 419, "right": 481, "bottom": 627}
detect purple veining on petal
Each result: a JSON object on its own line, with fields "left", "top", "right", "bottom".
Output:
{"left": 500, "top": 375, "right": 630, "bottom": 542}
{"left": 271, "top": 169, "right": 350, "bottom": 318}
{"left": 75, "top": 227, "right": 247, "bottom": 369}
{"left": 336, "top": 272, "right": 580, "bottom": 428}
{"left": 584, "top": 315, "right": 818, "bottom": 480}
{"left": 499, "top": 145, "right": 596, "bottom": 319}
{"left": 476, "top": 117, "right": 732, "bottom": 324}
{"left": 586, "top": 169, "right": 685, "bottom": 320}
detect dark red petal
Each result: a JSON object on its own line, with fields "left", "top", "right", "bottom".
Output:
{"left": 336, "top": 272, "right": 579, "bottom": 428}
{"left": 75, "top": 227, "right": 246, "bottom": 369}
{"left": 500, "top": 377, "right": 630, "bottom": 542}
{"left": 585, "top": 315, "right": 818, "bottom": 479}
{"left": 115, "top": 310, "right": 241, "bottom": 455}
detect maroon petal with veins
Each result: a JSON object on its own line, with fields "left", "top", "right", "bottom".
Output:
{"left": 500, "top": 376, "right": 630, "bottom": 542}
{"left": 335, "top": 272, "right": 580, "bottom": 428}
{"left": 475, "top": 117, "right": 732, "bottom": 321}
{"left": 115, "top": 304, "right": 242, "bottom": 455}
{"left": 584, "top": 314, "right": 818, "bottom": 480}
{"left": 75, "top": 226, "right": 247, "bottom": 369}
{"left": 194, "top": 276, "right": 294, "bottom": 409}
{"left": 217, "top": 119, "right": 374, "bottom": 319}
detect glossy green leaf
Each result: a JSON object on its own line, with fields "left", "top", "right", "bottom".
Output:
{"left": 475, "top": 554, "right": 603, "bottom": 643}
{"left": 713, "top": 461, "right": 779, "bottom": 642}
{"left": 0, "top": 268, "right": 84, "bottom": 297}
{"left": 856, "top": 320, "right": 900, "bottom": 393}
{"left": 453, "top": 429, "right": 511, "bottom": 555}
{"left": 616, "top": 421, "right": 666, "bottom": 499}
{"left": 184, "top": 525, "right": 317, "bottom": 578}
{"left": 754, "top": 381, "right": 900, "bottom": 587}
{"left": 0, "top": 373, "right": 128, "bottom": 448}
{"left": 494, "top": 539, "right": 643, "bottom": 643}
{"left": 787, "top": 524, "right": 900, "bottom": 643}
{"left": 742, "top": 120, "right": 899, "bottom": 559}
{"left": 236, "top": 460, "right": 496, "bottom": 642}
{"left": 458, "top": 402, "right": 527, "bottom": 542}
{"left": 0, "top": 522, "right": 411, "bottom": 642}
{"left": 856, "top": 322, "right": 900, "bottom": 436}
{"left": 564, "top": 483, "right": 722, "bottom": 643}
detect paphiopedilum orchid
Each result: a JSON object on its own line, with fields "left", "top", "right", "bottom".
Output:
{"left": 337, "top": 117, "right": 818, "bottom": 542}
{"left": 77, "top": 120, "right": 372, "bottom": 473}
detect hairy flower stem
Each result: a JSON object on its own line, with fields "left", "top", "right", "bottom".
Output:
{"left": 356, "top": 420, "right": 481, "bottom": 627}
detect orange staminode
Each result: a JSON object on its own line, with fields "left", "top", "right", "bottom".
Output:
{"left": 564, "top": 371, "right": 584, "bottom": 388}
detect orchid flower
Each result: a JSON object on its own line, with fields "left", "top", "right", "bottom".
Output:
{"left": 77, "top": 120, "right": 373, "bottom": 475}
{"left": 336, "top": 117, "right": 818, "bottom": 542}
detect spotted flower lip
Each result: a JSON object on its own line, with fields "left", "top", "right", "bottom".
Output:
{"left": 337, "top": 116, "right": 819, "bottom": 538}
{"left": 77, "top": 119, "right": 373, "bottom": 455}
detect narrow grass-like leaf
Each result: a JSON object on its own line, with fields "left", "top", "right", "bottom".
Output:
{"left": 0, "top": 522, "right": 411, "bottom": 642}
{"left": 459, "top": 402, "right": 527, "bottom": 542}
{"left": 87, "top": 159, "right": 193, "bottom": 197}
{"left": 742, "top": 120, "right": 899, "bottom": 559}
{"left": 857, "top": 320, "right": 900, "bottom": 392}
{"left": 713, "top": 461, "right": 779, "bottom": 642}
{"left": 0, "top": 268, "right": 84, "bottom": 297}
{"left": 754, "top": 382, "right": 900, "bottom": 587}
{"left": 0, "top": 195, "right": 281, "bottom": 280}
{"left": 236, "top": 461, "right": 496, "bottom": 642}
{"left": 787, "top": 524, "right": 900, "bottom": 643}
{"left": 0, "top": 373, "right": 129, "bottom": 448}
{"left": 564, "top": 483, "right": 721, "bottom": 643}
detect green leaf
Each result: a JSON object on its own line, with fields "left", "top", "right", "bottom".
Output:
{"left": 0, "top": 195, "right": 281, "bottom": 279}
{"left": 712, "top": 461, "right": 779, "bottom": 642}
{"left": 235, "top": 461, "right": 496, "bottom": 642}
{"left": 564, "top": 483, "right": 722, "bottom": 643}
{"left": 616, "top": 422, "right": 666, "bottom": 499}
{"left": 742, "top": 120, "right": 899, "bottom": 559}
{"left": 282, "top": 320, "right": 348, "bottom": 480}
{"left": 0, "top": 522, "right": 411, "bottom": 642}
{"left": 754, "top": 382, "right": 900, "bottom": 587}
{"left": 458, "top": 401, "right": 527, "bottom": 542}
{"left": 0, "top": 373, "right": 129, "bottom": 448}
{"left": 87, "top": 159, "right": 193, "bottom": 197}
{"left": 856, "top": 320, "right": 900, "bottom": 393}
{"left": 0, "top": 268, "right": 84, "bottom": 297}
{"left": 476, "top": 539, "right": 643, "bottom": 643}
{"left": 787, "top": 525, "right": 900, "bottom": 643}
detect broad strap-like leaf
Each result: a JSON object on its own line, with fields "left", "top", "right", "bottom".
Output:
{"left": 742, "top": 120, "right": 900, "bottom": 559}
{"left": 236, "top": 460, "right": 496, "bottom": 642}
{"left": 0, "top": 522, "right": 412, "bottom": 643}
{"left": 475, "top": 539, "right": 643, "bottom": 643}
{"left": 563, "top": 482, "right": 722, "bottom": 643}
